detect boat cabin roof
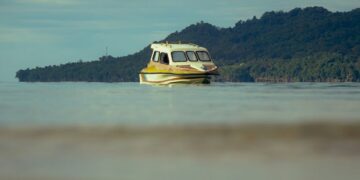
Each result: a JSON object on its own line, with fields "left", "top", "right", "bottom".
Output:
{"left": 151, "top": 43, "right": 208, "bottom": 52}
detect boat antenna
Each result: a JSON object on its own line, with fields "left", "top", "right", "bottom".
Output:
{"left": 105, "top": 46, "right": 108, "bottom": 56}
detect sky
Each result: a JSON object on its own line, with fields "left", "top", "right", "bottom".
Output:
{"left": 0, "top": 0, "right": 359, "bottom": 81}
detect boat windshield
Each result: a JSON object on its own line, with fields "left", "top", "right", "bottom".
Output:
{"left": 171, "top": 51, "right": 187, "bottom": 62}
{"left": 152, "top": 51, "right": 159, "bottom": 62}
{"left": 186, "top": 51, "right": 198, "bottom": 61}
{"left": 197, "top": 51, "right": 211, "bottom": 61}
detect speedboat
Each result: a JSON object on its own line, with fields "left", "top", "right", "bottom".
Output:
{"left": 139, "top": 42, "right": 219, "bottom": 85}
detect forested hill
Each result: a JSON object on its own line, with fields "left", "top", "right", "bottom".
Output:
{"left": 16, "top": 7, "right": 360, "bottom": 82}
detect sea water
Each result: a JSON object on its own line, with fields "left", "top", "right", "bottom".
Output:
{"left": 0, "top": 82, "right": 360, "bottom": 127}
{"left": 1, "top": 82, "right": 360, "bottom": 180}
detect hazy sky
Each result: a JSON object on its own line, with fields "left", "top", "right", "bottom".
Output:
{"left": 0, "top": 0, "right": 359, "bottom": 81}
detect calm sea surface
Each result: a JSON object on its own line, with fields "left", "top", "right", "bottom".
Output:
{"left": 1, "top": 82, "right": 360, "bottom": 180}
{"left": 0, "top": 82, "right": 359, "bottom": 127}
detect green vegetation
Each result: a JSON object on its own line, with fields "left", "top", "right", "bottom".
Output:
{"left": 17, "top": 47, "right": 151, "bottom": 82}
{"left": 218, "top": 53, "right": 359, "bottom": 82}
{"left": 16, "top": 7, "right": 360, "bottom": 82}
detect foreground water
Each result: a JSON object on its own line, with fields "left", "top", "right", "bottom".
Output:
{"left": 1, "top": 82, "right": 360, "bottom": 127}
{"left": 1, "top": 82, "right": 360, "bottom": 180}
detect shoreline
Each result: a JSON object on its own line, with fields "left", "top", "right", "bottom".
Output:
{"left": 1, "top": 122, "right": 360, "bottom": 139}
{"left": 1, "top": 122, "right": 360, "bottom": 180}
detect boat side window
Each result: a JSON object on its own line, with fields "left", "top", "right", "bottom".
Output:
{"left": 196, "top": 51, "right": 211, "bottom": 61}
{"left": 171, "top": 51, "right": 187, "bottom": 62}
{"left": 160, "top": 52, "right": 169, "bottom": 65}
{"left": 186, "top": 51, "right": 198, "bottom": 61}
{"left": 152, "top": 51, "right": 159, "bottom": 62}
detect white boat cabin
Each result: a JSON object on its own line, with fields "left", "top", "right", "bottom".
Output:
{"left": 150, "top": 43, "right": 215, "bottom": 67}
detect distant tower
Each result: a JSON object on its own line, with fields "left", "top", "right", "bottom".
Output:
{"left": 105, "top": 46, "right": 108, "bottom": 56}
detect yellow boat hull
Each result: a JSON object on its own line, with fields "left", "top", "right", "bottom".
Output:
{"left": 139, "top": 73, "right": 211, "bottom": 85}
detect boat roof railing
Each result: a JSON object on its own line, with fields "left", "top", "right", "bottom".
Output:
{"left": 151, "top": 41, "right": 207, "bottom": 52}
{"left": 153, "top": 41, "right": 199, "bottom": 46}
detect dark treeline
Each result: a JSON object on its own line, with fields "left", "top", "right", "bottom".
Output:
{"left": 16, "top": 7, "right": 360, "bottom": 82}
{"left": 16, "top": 48, "right": 151, "bottom": 82}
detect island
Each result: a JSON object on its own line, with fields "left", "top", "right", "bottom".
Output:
{"left": 16, "top": 7, "right": 360, "bottom": 82}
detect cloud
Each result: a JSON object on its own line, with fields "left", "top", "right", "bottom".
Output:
{"left": 14, "top": 0, "right": 78, "bottom": 5}
{"left": 0, "top": 28, "right": 60, "bottom": 43}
